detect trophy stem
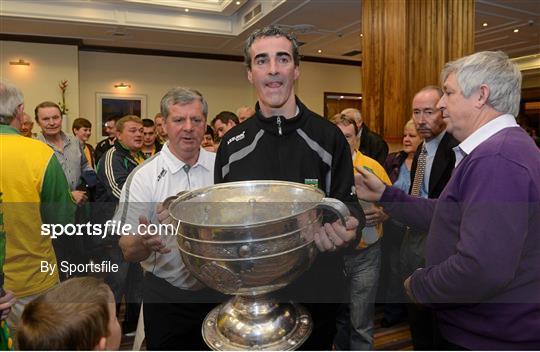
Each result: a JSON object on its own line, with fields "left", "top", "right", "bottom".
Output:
{"left": 202, "top": 294, "right": 312, "bottom": 350}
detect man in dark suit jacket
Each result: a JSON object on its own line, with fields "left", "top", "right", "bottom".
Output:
{"left": 402, "top": 86, "right": 458, "bottom": 349}
{"left": 342, "top": 108, "right": 388, "bottom": 165}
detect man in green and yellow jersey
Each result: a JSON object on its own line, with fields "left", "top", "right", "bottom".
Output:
{"left": 0, "top": 79, "right": 76, "bottom": 334}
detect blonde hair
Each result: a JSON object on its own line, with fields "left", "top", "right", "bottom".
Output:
{"left": 116, "top": 115, "right": 142, "bottom": 133}
{"left": 404, "top": 119, "right": 416, "bottom": 130}
{"left": 17, "top": 277, "right": 112, "bottom": 350}
{"left": 330, "top": 113, "right": 359, "bottom": 136}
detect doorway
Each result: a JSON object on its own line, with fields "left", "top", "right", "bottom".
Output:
{"left": 324, "top": 92, "right": 362, "bottom": 119}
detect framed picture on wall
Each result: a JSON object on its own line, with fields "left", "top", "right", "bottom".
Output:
{"left": 96, "top": 93, "right": 147, "bottom": 137}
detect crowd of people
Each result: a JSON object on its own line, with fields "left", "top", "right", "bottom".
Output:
{"left": 0, "top": 24, "right": 539, "bottom": 351}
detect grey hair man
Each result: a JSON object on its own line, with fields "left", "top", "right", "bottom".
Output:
{"left": 341, "top": 108, "right": 388, "bottom": 165}
{"left": 355, "top": 51, "right": 540, "bottom": 349}
{"left": 0, "top": 80, "right": 75, "bottom": 333}
{"left": 215, "top": 25, "right": 364, "bottom": 350}
{"left": 236, "top": 105, "right": 255, "bottom": 123}
{"left": 19, "top": 112, "right": 34, "bottom": 137}
{"left": 118, "top": 87, "right": 220, "bottom": 350}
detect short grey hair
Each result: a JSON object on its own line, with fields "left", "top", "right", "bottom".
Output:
{"left": 244, "top": 25, "right": 300, "bottom": 69}
{"left": 160, "top": 87, "right": 208, "bottom": 120}
{"left": 441, "top": 51, "right": 522, "bottom": 116}
{"left": 0, "top": 79, "right": 24, "bottom": 125}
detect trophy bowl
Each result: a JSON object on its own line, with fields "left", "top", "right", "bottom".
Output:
{"left": 169, "top": 180, "right": 350, "bottom": 350}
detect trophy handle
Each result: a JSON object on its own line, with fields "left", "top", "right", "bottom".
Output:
{"left": 317, "top": 198, "right": 350, "bottom": 226}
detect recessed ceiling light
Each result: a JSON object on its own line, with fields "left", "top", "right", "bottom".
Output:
{"left": 482, "top": 22, "right": 488, "bottom": 27}
{"left": 360, "top": 33, "right": 363, "bottom": 37}
{"left": 514, "top": 28, "right": 519, "bottom": 33}
{"left": 235, "top": 1, "right": 241, "bottom": 4}
{"left": 340, "top": 96, "right": 345, "bottom": 99}
{"left": 317, "top": 49, "right": 322, "bottom": 53}
{"left": 184, "top": 8, "right": 189, "bottom": 12}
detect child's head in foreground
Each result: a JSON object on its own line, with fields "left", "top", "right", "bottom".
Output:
{"left": 17, "top": 277, "right": 121, "bottom": 350}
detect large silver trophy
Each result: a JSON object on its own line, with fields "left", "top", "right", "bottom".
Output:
{"left": 169, "top": 180, "right": 350, "bottom": 350}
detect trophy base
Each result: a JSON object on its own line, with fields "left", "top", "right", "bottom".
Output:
{"left": 202, "top": 295, "right": 312, "bottom": 350}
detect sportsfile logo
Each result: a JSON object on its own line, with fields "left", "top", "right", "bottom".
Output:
{"left": 40, "top": 220, "right": 180, "bottom": 239}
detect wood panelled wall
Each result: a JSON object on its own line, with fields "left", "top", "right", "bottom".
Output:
{"left": 362, "top": 0, "right": 474, "bottom": 142}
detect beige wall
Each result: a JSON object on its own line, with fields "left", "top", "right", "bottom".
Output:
{"left": 3, "top": 40, "right": 361, "bottom": 145}
{"left": 1, "top": 41, "right": 79, "bottom": 133}
{"left": 79, "top": 51, "right": 362, "bottom": 145}
{"left": 79, "top": 51, "right": 253, "bottom": 144}
{"left": 297, "top": 62, "right": 362, "bottom": 117}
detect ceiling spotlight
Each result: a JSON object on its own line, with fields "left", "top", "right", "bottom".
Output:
{"left": 235, "top": 1, "right": 241, "bottom": 4}
{"left": 9, "top": 59, "right": 30, "bottom": 66}
{"left": 360, "top": 33, "right": 363, "bottom": 37}
{"left": 114, "top": 82, "right": 131, "bottom": 89}
{"left": 184, "top": 8, "right": 189, "bottom": 12}
{"left": 317, "top": 49, "right": 322, "bottom": 53}
{"left": 513, "top": 28, "right": 519, "bottom": 33}
{"left": 482, "top": 22, "right": 488, "bottom": 27}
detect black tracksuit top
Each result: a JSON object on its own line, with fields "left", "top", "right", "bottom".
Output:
{"left": 214, "top": 97, "right": 366, "bottom": 301}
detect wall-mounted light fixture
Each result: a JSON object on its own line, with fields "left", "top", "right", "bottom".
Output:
{"left": 9, "top": 59, "right": 30, "bottom": 66}
{"left": 114, "top": 82, "right": 131, "bottom": 89}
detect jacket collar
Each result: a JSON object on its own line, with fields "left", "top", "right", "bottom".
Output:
{"left": 0, "top": 125, "right": 20, "bottom": 135}
{"left": 161, "top": 144, "right": 213, "bottom": 174}
{"left": 114, "top": 139, "right": 143, "bottom": 164}
{"left": 254, "top": 96, "right": 308, "bottom": 136}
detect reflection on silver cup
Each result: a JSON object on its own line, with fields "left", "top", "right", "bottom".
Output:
{"left": 169, "top": 180, "right": 350, "bottom": 350}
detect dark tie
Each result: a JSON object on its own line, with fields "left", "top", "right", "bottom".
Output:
{"left": 410, "top": 143, "right": 427, "bottom": 197}
{"left": 183, "top": 164, "right": 191, "bottom": 189}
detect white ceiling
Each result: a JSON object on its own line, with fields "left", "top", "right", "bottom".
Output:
{"left": 1, "top": 0, "right": 538, "bottom": 63}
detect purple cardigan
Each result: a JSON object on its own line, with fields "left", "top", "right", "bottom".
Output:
{"left": 381, "top": 127, "right": 540, "bottom": 349}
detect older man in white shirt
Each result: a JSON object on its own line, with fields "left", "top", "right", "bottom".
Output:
{"left": 117, "top": 87, "right": 220, "bottom": 350}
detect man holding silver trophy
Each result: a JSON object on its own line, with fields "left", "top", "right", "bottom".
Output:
{"left": 213, "top": 25, "right": 365, "bottom": 350}
{"left": 119, "top": 25, "right": 366, "bottom": 351}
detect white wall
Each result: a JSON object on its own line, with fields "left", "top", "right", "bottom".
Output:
{"left": 0, "top": 41, "right": 79, "bottom": 133}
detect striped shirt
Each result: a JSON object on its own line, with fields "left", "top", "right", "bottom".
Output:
{"left": 37, "top": 132, "right": 93, "bottom": 191}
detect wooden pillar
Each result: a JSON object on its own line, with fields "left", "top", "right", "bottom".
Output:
{"left": 362, "top": 0, "right": 474, "bottom": 142}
